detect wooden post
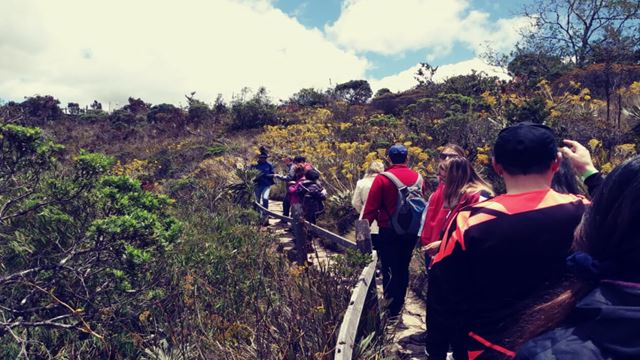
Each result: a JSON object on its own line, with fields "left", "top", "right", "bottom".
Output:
{"left": 355, "top": 219, "right": 373, "bottom": 254}
{"left": 291, "top": 203, "right": 307, "bottom": 265}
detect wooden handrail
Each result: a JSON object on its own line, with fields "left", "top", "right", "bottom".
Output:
{"left": 334, "top": 251, "right": 378, "bottom": 360}
{"left": 254, "top": 201, "right": 292, "bottom": 222}
{"left": 254, "top": 201, "right": 381, "bottom": 359}
{"left": 254, "top": 201, "right": 357, "bottom": 249}
{"left": 306, "top": 222, "right": 357, "bottom": 250}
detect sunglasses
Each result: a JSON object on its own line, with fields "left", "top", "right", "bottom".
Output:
{"left": 439, "top": 152, "right": 460, "bottom": 160}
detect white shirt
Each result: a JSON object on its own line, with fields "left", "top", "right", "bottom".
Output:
{"left": 352, "top": 174, "right": 379, "bottom": 234}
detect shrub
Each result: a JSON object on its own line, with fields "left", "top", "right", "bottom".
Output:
{"left": 0, "top": 124, "right": 181, "bottom": 358}
{"left": 230, "top": 87, "right": 278, "bottom": 130}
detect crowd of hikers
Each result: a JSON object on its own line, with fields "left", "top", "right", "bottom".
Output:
{"left": 251, "top": 148, "right": 326, "bottom": 228}
{"left": 250, "top": 122, "right": 640, "bottom": 359}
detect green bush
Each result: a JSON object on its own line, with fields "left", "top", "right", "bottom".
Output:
{"left": 230, "top": 87, "right": 278, "bottom": 130}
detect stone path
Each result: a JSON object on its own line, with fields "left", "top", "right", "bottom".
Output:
{"left": 390, "top": 289, "right": 428, "bottom": 359}
{"left": 265, "top": 200, "right": 337, "bottom": 267}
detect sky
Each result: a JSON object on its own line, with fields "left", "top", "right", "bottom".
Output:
{"left": 0, "top": 0, "right": 533, "bottom": 109}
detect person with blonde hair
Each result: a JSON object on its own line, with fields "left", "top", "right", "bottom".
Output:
{"left": 352, "top": 160, "right": 385, "bottom": 236}
{"left": 439, "top": 156, "right": 493, "bottom": 214}
{"left": 420, "top": 143, "right": 466, "bottom": 253}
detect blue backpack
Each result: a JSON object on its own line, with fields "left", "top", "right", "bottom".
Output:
{"left": 380, "top": 172, "right": 427, "bottom": 236}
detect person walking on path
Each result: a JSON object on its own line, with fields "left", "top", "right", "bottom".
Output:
{"left": 251, "top": 148, "right": 275, "bottom": 225}
{"left": 296, "top": 168, "right": 327, "bottom": 225}
{"left": 276, "top": 156, "right": 294, "bottom": 222}
{"left": 425, "top": 156, "right": 494, "bottom": 257}
{"left": 403, "top": 154, "right": 493, "bottom": 348}
{"left": 426, "top": 123, "right": 592, "bottom": 360}
{"left": 420, "top": 144, "right": 466, "bottom": 265}
{"left": 362, "top": 144, "right": 427, "bottom": 318}
{"left": 514, "top": 144, "right": 639, "bottom": 360}
{"left": 287, "top": 164, "right": 306, "bottom": 208}
{"left": 352, "top": 160, "right": 385, "bottom": 247}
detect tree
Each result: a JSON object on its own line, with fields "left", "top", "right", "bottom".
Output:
{"left": 440, "top": 71, "right": 501, "bottom": 97}
{"left": 213, "top": 94, "right": 228, "bottom": 115}
{"left": 0, "top": 123, "right": 181, "bottom": 356}
{"left": 288, "top": 88, "right": 329, "bottom": 107}
{"left": 147, "top": 103, "right": 187, "bottom": 128}
{"left": 90, "top": 100, "right": 102, "bottom": 110}
{"left": 414, "top": 62, "right": 439, "bottom": 87}
{"left": 67, "top": 102, "right": 81, "bottom": 115}
{"left": 21, "top": 95, "right": 63, "bottom": 122}
{"left": 507, "top": 50, "right": 572, "bottom": 85}
{"left": 333, "top": 80, "right": 373, "bottom": 105}
{"left": 374, "top": 88, "right": 392, "bottom": 98}
{"left": 123, "top": 97, "right": 150, "bottom": 114}
{"left": 230, "top": 87, "right": 278, "bottom": 130}
{"left": 185, "top": 92, "right": 214, "bottom": 125}
{"left": 521, "top": 0, "right": 640, "bottom": 67}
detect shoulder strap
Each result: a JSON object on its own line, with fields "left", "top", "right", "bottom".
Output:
{"left": 381, "top": 172, "right": 423, "bottom": 189}
{"left": 380, "top": 172, "right": 406, "bottom": 189}
{"left": 413, "top": 174, "right": 424, "bottom": 188}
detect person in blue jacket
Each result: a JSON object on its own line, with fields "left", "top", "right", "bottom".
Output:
{"left": 251, "top": 147, "right": 275, "bottom": 224}
{"left": 512, "top": 145, "right": 639, "bottom": 359}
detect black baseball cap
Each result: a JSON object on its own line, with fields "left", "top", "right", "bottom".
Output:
{"left": 493, "top": 122, "right": 558, "bottom": 175}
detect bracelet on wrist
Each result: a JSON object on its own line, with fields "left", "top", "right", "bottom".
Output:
{"left": 581, "top": 168, "right": 598, "bottom": 181}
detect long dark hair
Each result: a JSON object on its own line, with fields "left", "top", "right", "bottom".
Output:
{"left": 551, "top": 157, "right": 582, "bottom": 195}
{"left": 508, "top": 155, "right": 640, "bottom": 350}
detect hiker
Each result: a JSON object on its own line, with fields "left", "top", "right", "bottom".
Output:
{"left": 276, "top": 156, "right": 294, "bottom": 222}
{"left": 401, "top": 144, "right": 466, "bottom": 346}
{"left": 296, "top": 168, "right": 327, "bottom": 225}
{"left": 423, "top": 156, "right": 493, "bottom": 258}
{"left": 410, "top": 156, "right": 494, "bottom": 350}
{"left": 292, "top": 155, "right": 314, "bottom": 173}
{"left": 287, "top": 164, "right": 306, "bottom": 209}
{"left": 420, "top": 143, "right": 466, "bottom": 267}
{"left": 352, "top": 160, "right": 385, "bottom": 247}
{"left": 513, "top": 146, "right": 638, "bottom": 360}
{"left": 251, "top": 147, "right": 275, "bottom": 225}
{"left": 426, "top": 123, "right": 593, "bottom": 360}
{"left": 362, "top": 144, "right": 427, "bottom": 318}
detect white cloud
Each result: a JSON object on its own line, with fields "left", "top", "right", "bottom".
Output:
{"left": 325, "top": 0, "right": 529, "bottom": 58}
{"left": 370, "top": 58, "right": 510, "bottom": 93}
{"left": 0, "top": 0, "right": 369, "bottom": 108}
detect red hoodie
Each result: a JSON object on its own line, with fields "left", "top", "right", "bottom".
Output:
{"left": 362, "top": 164, "right": 425, "bottom": 230}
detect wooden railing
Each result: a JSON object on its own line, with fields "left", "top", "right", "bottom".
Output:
{"left": 254, "top": 201, "right": 381, "bottom": 360}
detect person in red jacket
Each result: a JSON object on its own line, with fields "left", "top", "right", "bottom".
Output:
{"left": 362, "top": 144, "right": 426, "bottom": 317}
{"left": 420, "top": 143, "right": 465, "bottom": 262}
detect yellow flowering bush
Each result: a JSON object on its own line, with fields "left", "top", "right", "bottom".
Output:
{"left": 257, "top": 108, "right": 432, "bottom": 194}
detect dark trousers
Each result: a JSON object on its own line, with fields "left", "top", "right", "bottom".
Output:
{"left": 377, "top": 227, "right": 417, "bottom": 317}
{"left": 282, "top": 193, "right": 291, "bottom": 217}
{"left": 425, "top": 282, "right": 468, "bottom": 360}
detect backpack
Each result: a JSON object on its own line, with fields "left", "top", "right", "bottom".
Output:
{"left": 298, "top": 181, "right": 325, "bottom": 215}
{"left": 380, "top": 172, "right": 427, "bottom": 236}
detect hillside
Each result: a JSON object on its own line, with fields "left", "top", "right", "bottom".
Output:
{"left": 1, "top": 66, "right": 640, "bottom": 358}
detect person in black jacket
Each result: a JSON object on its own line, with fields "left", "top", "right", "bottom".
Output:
{"left": 513, "top": 151, "right": 640, "bottom": 360}
{"left": 296, "top": 169, "right": 326, "bottom": 225}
